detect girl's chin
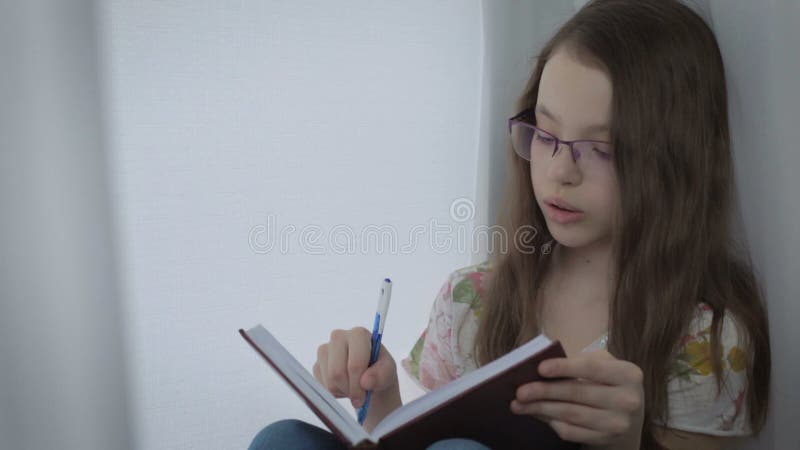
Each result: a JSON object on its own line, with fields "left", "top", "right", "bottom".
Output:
{"left": 546, "top": 225, "right": 597, "bottom": 248}
{"left": 547, "top": 228, "right": 614, "bottom": 253}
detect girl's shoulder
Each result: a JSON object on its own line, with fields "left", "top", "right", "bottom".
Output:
{"left": 441, "top": 259, "right": 494, "bottom": 309}
{"left": 672, "top": 302, "right": 748, "bottom": 381}
{"left": 449, "top": 259, "right": 494, "bottom": 279}
{"left": 400, "top": 260, "right": 494, "bottom": 390}
{"left": 662, "top": 303, "right": 751, "bottom": 435}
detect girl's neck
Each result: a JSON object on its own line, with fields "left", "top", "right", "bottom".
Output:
{"left": 552, "top": 239, "right": 615, "bottom": 289}
{"left": 535, "top": 240, "right": 615, "bottom": 343}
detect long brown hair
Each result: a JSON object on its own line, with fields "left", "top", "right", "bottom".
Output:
{"left": 474, "top": 0, "right": 771, "bottom": 448}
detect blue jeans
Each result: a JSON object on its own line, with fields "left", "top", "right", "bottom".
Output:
{"left": 248, "top": 419, "right": 493, "bottom": 450}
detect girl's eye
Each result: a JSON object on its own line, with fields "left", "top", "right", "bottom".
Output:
{"left": 593, "top": 147, "right": 613, "bottom": 159}
{"left": 534, "top": 132, "right": 555, "bottom": 144}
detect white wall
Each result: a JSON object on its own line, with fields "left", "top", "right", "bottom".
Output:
{"left": 708, "top": 1, "right": 800, "bottom": 449}
{"left": 99, "top": 1, "right": 482, "bottom": 448}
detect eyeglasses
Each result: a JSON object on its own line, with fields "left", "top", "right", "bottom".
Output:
{"left": 507, "top": 109, "right": 614, "bottom": 175}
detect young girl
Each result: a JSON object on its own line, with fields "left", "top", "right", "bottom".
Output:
{"left": 249, "top": 0, "right": 771, "bottom": 448}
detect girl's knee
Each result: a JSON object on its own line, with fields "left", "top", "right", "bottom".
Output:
{"left": 248, "top": 419, "right": 312, "bottom": 450}
{"left": 248, "top": 419, "right": 344, "bottom": 450}
{"left": 426, "top": 438, "right": 492, "bottom": 450}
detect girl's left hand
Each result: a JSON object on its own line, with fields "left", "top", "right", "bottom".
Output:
{"left": 511, "top": 350, "right": 645, "bottom": 449}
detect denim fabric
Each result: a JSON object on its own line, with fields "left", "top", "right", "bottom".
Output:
{"left": 247, "top": 419, "right": 493, "bottom": 450}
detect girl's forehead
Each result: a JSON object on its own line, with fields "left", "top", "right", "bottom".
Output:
{"left": 537, "top": 50, "right": 612, "bottom": 135}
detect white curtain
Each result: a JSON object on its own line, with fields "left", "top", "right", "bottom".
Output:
{"left": 0, "top": 1, "right": 132, "bottom": 449}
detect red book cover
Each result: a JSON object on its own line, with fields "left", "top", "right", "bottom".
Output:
{"left": 241, "top": 326, "right": 580, "bottom": 450}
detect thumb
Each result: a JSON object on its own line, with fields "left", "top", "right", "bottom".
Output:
{"left": 360, "top": 370, "right": 378, "bottom": 391}
{"left": 590, "top": 349, "right": 616, "bottom": 360}
{"left": 360, "top": 353, "right": 395, "bottom": 391}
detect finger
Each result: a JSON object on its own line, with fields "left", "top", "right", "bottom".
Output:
{"left": 316, "top": 344, "right": 343, "bottom": 396}
{"left": 509, "top": 402, "right": 551, "bottom": 424}
{"left": 361, "top": 344, "right": 396, "bottom": 391}
{"left": 313, "top": 360, "right": 321, "bottom": 381}
{"left": 538, "top": 355, "right": 643, "bottom": 386}
{"left": 512, "top": 400, "right": 626, "bottom": 437}
{"left": 346, "top": 328, "right": 371, "bottom": 406}
{"left": 314, "top": 360, "right": 344, "bottom": 397}
{"left": 515, "top": 379, "right": 621, "bottom": 410}
{"left": 591, "top": 350, "right": 615, "bottom": 360}
{"left": 326, "top": 329, "right": 351, "bottom": 396}
{"left": 315, "top": 344, "right": 328, "bottom": 385}
{"left": 548, "top": 419, "right": 615, "bottom": 446}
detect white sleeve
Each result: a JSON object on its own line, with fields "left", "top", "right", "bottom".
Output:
{"left": 654, "top": 309, "right": 751, "bottom": 436}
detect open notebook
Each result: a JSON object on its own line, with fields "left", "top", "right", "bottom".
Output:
{"left": 240, "top": 325, "right": 580, "bottom": 450}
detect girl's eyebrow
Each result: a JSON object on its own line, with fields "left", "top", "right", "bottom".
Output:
{"left": 535, "top": 104, "right": 609, "bottom": 134}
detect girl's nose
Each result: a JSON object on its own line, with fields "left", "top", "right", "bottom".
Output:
{"left": 547, "top": 142, "right": 582, "bottom": 185}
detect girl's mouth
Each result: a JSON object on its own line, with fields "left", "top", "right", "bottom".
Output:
{"left": 544, "top": 203, "right": 585, "bottom": 224}
{"left": 550, "top": 203, "right": 574, "bottom": 212}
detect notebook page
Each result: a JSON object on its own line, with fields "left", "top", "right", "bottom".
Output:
{"left": 245, "top": 326, "right": 371, "bottom": 444}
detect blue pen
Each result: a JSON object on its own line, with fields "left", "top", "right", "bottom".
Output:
{"left": 357, "top": 278, "right": 392, "bottom": 425}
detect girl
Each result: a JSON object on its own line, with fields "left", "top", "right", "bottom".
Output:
{"left": 249, "top": 0, "right": 771, "bottom": 448}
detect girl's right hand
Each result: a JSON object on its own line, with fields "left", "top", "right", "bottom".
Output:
{"left": 313, "top": 326, "right": 398, "bottom": 409}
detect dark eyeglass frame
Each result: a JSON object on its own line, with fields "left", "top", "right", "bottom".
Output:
{"left": 507, "top": 108, "right": 614, "bottom": 162}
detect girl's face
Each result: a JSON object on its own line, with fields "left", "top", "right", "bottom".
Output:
{"left": 531, "top": 48, "right": 620, "bottom": 250}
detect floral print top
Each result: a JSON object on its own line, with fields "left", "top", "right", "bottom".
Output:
{"left": 400, "top": 261, "right": 752, "bottom": 436}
